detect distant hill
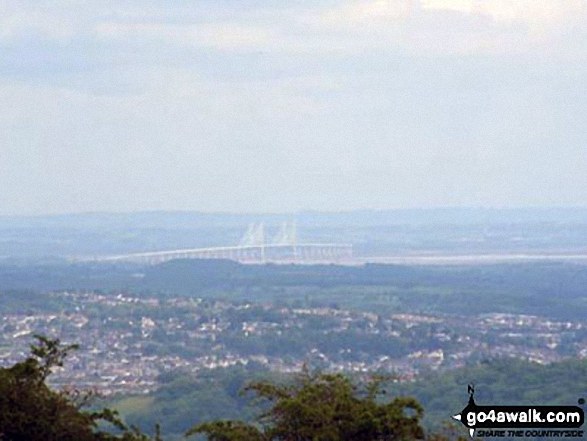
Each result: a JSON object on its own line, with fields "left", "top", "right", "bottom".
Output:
{"left": 1, "top": 208, "right": 586, "bottom": 259}
{"left": 2, "top": 259, "right": 587, "bottom": 321}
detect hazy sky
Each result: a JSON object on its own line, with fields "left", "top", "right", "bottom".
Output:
{"left": 1, "top": 0, "right": 586, "bottom": 214}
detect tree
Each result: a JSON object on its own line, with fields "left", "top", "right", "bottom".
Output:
{"left": 187, "top": 369, "right": 429, "bottom": 441}
{"left": 0, "top": 335, "right": 466, "bottom": 441}
{"left": 0, "top": 335, "right": 153, "bottom": 441}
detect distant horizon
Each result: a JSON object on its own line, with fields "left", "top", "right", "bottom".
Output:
{"left": 1, "top": 204, "right": 586, "bottom": 262}
{"left": 2, "top": 205, "right": 587, "bottom": 218}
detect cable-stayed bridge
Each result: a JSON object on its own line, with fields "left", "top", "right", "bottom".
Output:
{"left": 94, "top": 222, "right": 352, "bottom": 265}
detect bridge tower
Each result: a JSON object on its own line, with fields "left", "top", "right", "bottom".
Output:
{"left": 271, "top": 221, "right": 298, "bottom": 260}
{"left": 240, "top": 222, "right": 266, "bottom": 262}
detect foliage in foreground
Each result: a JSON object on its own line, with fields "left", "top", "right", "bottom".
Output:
{"left": 188, "top": 369, "right": 465, "bottom": 441}
{"left": 0, "top": 336, "right": 465, "bottom": 441}
{"left": 0, "top": 335, "right": 158, "bottom": 441}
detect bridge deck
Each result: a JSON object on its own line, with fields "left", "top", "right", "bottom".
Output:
{"left": 95, "top": 243, "right": 353, "bottom": 264}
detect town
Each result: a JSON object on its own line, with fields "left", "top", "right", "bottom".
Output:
{"left": 2, "top": 290, "right": 586, "bottom": 396}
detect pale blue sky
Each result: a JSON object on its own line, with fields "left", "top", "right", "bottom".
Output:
{"left": 1, "top": 0, "right": 586, "bottom": 214}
